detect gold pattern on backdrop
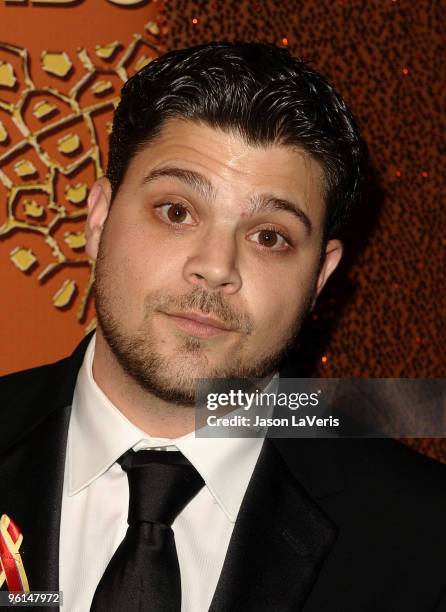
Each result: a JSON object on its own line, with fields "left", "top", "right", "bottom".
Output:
{"left": 0, "top": 30, "right": 160, "bottom": 329}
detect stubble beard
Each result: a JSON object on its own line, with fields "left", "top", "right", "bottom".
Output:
{"left": 94, "top": 240, "right": 317, "bottom": 407}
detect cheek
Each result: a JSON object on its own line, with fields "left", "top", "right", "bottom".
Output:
{"left": 97, "top": 222, "right": 151, "bottom": 316}
{"left": 246, "top": 262, "right": 316, "bottom": 339}
{"left": 105, "top": 215, "right": 156, "bottom": 276}
{"left": 100, "top": 217, "right": 184, "bottom": 309}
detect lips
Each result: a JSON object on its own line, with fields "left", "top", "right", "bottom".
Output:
{"left": 160, "top": 310, "right": 234, "bottom": 338}
{"left": 166, "top": 311, "right": 231, "bottom": 331}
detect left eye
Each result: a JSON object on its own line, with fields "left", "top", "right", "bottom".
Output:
{"left": 249, "top": 229, "right": 291, "bottom": 250}
{"left": 157, "top": 202, "right": 194, "bottom": 224}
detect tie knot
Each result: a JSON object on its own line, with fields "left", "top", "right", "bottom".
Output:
{"left": 118, "top": 450, "right": 204, "bottom": 526}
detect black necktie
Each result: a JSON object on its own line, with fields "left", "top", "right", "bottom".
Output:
{"left": 90, "top": 449, "right": 205, "bottom": 612}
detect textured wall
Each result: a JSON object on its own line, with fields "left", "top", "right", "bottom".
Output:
{"left": 1, "top": 1, "right": 444, "bottom": 460}
{"left": 162, "top": 0, "right": 446, "bottom": 460}
{"left": 0, "top": 2, "right": 162, "bottom": 373}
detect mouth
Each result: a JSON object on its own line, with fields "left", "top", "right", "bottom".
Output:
{"left": 161, "top": 311, "right": 234, "bottom": 338}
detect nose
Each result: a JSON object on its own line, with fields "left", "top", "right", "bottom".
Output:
{"left": 183, "top": 227, "right": 242, "bottom": 294}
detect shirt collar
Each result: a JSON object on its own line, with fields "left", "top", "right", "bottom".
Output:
{"left": 68, "top": 333, "right": 279, "bottom": 522}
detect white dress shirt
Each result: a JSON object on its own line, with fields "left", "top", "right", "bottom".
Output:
{"left": 59, "top": 334, "right": 277, "bottom": 611}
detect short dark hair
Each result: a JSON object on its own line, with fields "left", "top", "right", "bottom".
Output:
{"left": 107, "top": 41, "right": 367, "bottom": 240}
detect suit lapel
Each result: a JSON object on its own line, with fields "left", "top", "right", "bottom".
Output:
{"left": 0, "top": 402, "right": 71, "bottom": 594}
{"left": 1, "top": 338, "right": 344, "bottom": 609}
{"left": 209, "top": 438, "right": 342, "bottom": 611}
{"left": 0, "top": 334, "right": 92, "bottom": 597}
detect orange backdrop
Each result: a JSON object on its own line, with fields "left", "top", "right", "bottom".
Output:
{"left": 0, "top": 0, "right": 164, "bottom": 374}
{"left": 160, "top": 0, "right": 446, "bottom": 462}
{"left": 1, "top": 2, "right": 445, "bottom": 462}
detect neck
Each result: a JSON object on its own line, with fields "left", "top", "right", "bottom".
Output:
{"left": 92, "top": 330, "right": 195, "bottom": 438}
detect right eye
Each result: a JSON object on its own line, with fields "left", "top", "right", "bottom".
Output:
{"left": 155, "top": 202, "right": 195, "bottom": 226}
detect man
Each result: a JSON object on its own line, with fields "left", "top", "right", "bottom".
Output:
{"left": 1, "top": 42, "right": 446, "bottom": 612}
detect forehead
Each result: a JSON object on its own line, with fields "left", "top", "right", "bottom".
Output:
{"left": 124, "top": 118, "right": 326, "bottom": 225}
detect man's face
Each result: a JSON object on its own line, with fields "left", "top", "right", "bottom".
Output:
{"left": 87, "top": 118, "right": 342, "bottom": 406}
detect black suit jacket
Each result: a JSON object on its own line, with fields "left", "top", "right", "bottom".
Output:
{"left": 2, "top": 335, "right": 446, "bottom": 611}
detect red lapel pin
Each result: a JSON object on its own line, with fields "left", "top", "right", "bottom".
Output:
{"left": 0, "top": 514, "right": 30, "bottom": 592}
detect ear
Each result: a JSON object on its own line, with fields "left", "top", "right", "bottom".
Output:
{"left": 85, "top": 177, "right": 112, "bottom": 261}
{"left": 311, "top": 239, "right": 343, "bottom": 309}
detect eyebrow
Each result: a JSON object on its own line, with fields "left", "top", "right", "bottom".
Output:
{"left": 142, "top": 165, "right": 312, "bottom": 235}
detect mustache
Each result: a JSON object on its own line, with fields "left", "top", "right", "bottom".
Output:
{"left": 144, "top": 287, "right": 253, "bottom": 334}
